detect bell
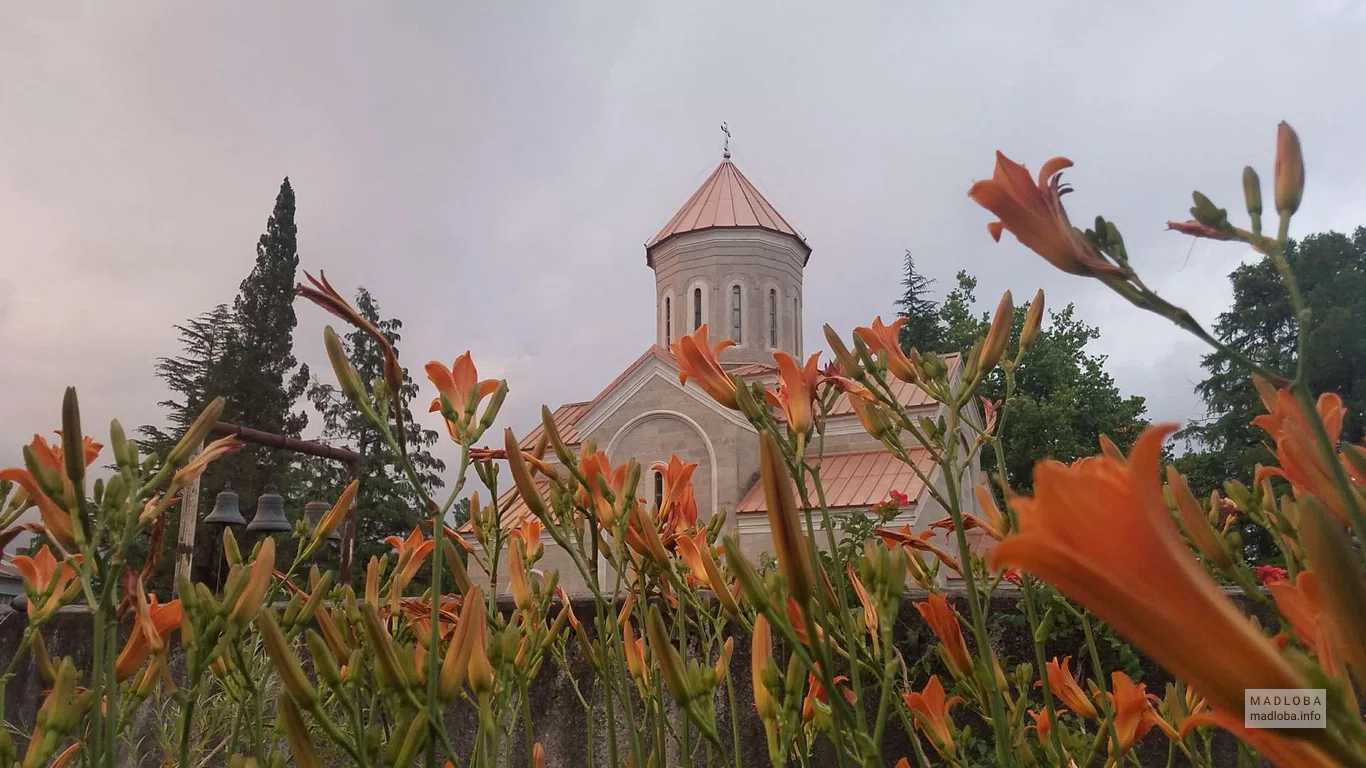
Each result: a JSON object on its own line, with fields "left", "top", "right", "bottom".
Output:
{"left": 203, "top": 483, "right": 247, "bottom": 527}
{"left": 304, "top": 498, "right": 343, "bottom": 543}
{"left": 245, "top": 483, "right": 292, "bottom": 533}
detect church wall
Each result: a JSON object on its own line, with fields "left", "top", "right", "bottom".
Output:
{"left": 650, "top": 229, "right": 807, "bottom": 364}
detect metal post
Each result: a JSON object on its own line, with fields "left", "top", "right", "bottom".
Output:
{"left": 171, "top": 441, "right": 203, "bottom": 596}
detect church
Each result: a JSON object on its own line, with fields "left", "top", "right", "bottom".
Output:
{"left": 475, "top": 148, "right": 985, "bottom": 596}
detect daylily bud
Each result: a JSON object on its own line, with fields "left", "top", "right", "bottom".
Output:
{"left": 304, "top": 481, "right": 357, "bottom": 557}
{"left": 1274, "top": 121, "right": 1304, "bottom": 218}
{"left": 505, "top": 428, "right": 549, "bottom": 521}
{"left": 440, "top": 585, "right": 484, "bottom": 699}
{"left": 509, "top": 539, "right": 533, "bottom": 611}
{"left": 468, "top": 628, "right": 495, "bottom": 695}
{"left": 324, "top": 326, "right": 371, "bottom": 415}
{"left": 305, "top": 630, "right": 343, "bottom": 689}
{"left": 228, "top": 537, "right": 274, "bottom": 626}
{"left": 760, "top": 433, "right": 814, "bottom": 606}
{"left": 1189, "top": 192, "right": 1228, "bottom": 230}
{"left": 979, "top": 291, "right": 1013, "bottom": 376}
{"left": 277, "top": 695, "right": 323, "bottom": 768}
{"left": 752, "top": 614, "right": 776, "bottom": 719}
{"left": 542, "top": 405, "right": 576, "bottom": 467}
{"left": 723, "top": 535, "right": 768, "bottom": 611}
{"left": 258, "top": 609, "right": 317, "bottom": 704}
{"left": 1019, "top": 290, "right": 1044, "bottom": 352}
{"left": 167, "top": 397, "right": 225, "bottom": 467}
{"left": 440, "top": 537, "right": 472, "bottom": 594}
{"left": 60, "top": 389, "right": 85, "bottom": 498}
{"left": 532, "top": 743, "right": 545, "bottom": 768}
{"left": 1166, "top": 466, "right": 1231, "bottom": 570}
{"left": 476, "top": 380, "right": 510, "bottom": 434}
{"left": 647, "top": 605, "right": 691, "bottom": 705}
{"left": 360, "top": 601, "right": 409, "bottom": 690}
{"left": 222, "top": 527, "right": 242, "bottom": 566}
{"left": 823, "top": 324, "right": 861, "bottom": 378}
{"left": 1298, "top": 498, "right": 1366, "bottom": 682}
{"left": 109, "top": 419, "right": 132, "bottom": 470}
{"left": 391, "top": 713, "right": 429, "bottom": 768}
{"left": 1242, "top": 166, "right": 1263, "bottom": 218}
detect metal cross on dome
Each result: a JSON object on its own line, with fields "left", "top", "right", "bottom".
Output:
{"left": 721, "top": 121, "right": 731, "bottom": 159}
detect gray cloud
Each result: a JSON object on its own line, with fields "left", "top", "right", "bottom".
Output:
{"left": 3, "top": 1, "right": 1366, "bottom": 482}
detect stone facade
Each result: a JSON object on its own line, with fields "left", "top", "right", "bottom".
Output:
{"left": 652, "top": 229, "right": 807, "bottom": 365}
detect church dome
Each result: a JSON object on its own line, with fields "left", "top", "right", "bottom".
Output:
{"left": 645, "top": 157, "right": 809, "bottom": 264}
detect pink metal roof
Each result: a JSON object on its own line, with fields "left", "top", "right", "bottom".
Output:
{"left": 735, "top": 447, "right": 936, "bottom": 513}
{"left": 517, "top": 401, "right": 591, "bottom": 451}
{"left": 647, "top": 159, "right": 807, "bottom": 252}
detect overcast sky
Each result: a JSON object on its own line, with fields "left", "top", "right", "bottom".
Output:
{"left": 5, "top": 1, "right": 1366, "bottom": 485}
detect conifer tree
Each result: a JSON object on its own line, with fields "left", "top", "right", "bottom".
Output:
{"left": 895, "top": 250, "right": 945, "bottom": 353}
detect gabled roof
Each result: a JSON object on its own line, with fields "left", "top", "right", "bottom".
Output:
{"left": 516, "top": 346, "right": 678, "bottom": 451}
{"left": 735, "top": 447, "right": 936, "bottom": 513}
{"left": 646, "top": 158, "right": 808, "bottom": 256}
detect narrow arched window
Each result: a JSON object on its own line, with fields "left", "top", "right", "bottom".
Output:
{"left": 730, "top": 285, "right": 742, "bottom": 342}
{"left": 664, "top": 297, "right": 672, "bottom": 344}
{"left": 768, "top": 289, "right": 777, "bottom": 347}
{"left": 654, "top": 470, "right": 664, "bottom": 511}
{"left": 794, "top": 297, "right": 801, "bottom": 352}
{"left": 693, "top": 288, "right": 702, "bottom": 330}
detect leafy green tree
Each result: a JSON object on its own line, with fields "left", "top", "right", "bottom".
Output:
{"left": 305, "top": 287, "right": 446, "bottom": 586}
{"left": 937, "top": 271, "right": 1149, "bottom": 490}
{"left": 1177, "top": 229, "right": 1366, "bottom": 493}
{"left": 895, "top": 251, "right": 945, "bottom": 353}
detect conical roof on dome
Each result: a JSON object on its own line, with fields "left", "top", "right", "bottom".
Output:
{"left": 646, "top": 157, "right": 808, "bottom": 257}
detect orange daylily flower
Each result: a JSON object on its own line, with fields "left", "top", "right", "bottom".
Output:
{"left": 1267, "top": 571, "right": 1346, "bottom": 680}
{"left": 1040, "top": 656, "right": 1097, "bottom": 720}
{"left": 801, "top": 668, "right": 854, "bottom": 724}
{"left": 0, "top": 468, "right": 78, "bottom": 550}
{"left": 1027, "top": 708, "right": 1064, "bottom": 742}
{"left": 671, "top": 324, "right": 739, "bottom": 409}
{"left": 512, "top": 517, "right": 543, "bottom": 560}
{"left": 577, "top": 451, "right": 635, "bottom": 528}
{"left": 427, "top": 352, "right": 502, "bottom": 440}
{"left": 675, "top": 529, "right": 740, "bottom": 618}
{"left": 171, "top": 435, "right": 245, "bottom": 489}
{"left": 1181, "top": 710, "right": 1337, "bottom": 768}
{"left": 29, "top": 432, "right": 103, "bottom": 470}
{"left": 875, "top": 524, "right": 962, "bottom": 575}
{"left": 651, "top": 455, "right": 699, "bottom": 535}
{"left": 853, "top": 316, "right": 920, "bottom": 384}
{"left": 1251, "top": 379, "right": 1355, "bottom": 524}
{"left": 298, "top": 271, "right": 403, "bottom": 395}
{"left": 989, "top": 424, "right": 1310, "bottom": 722}
{"left": 928, "top": 513, "right": 1006, "bottom": 542}
{"left": 765, "top": 351, "right": 821, "bottom": 436}
{"left": 914, "top": 593, "right": 973, "bottom": 679}
{"left": 903, "top": 675, "right": 963, "bottom": 761}
{"left": 115, "top": 588, "right": 183, "bottom": 681}
{"left": 969, "top": 152, "right": 1126, "bottom": 279}
{"left": 10, "top": 545, "right": 82, "bottom": 621}
{"left": 383, "top": 528, "right": 435, "bottom": 606}
{"left": 1107, "top": 672, "right": 1174, "bottom": 754}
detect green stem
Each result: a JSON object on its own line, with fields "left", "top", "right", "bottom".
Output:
{"left": 1080, "top": 610, "right": 1122, "bottom": 763}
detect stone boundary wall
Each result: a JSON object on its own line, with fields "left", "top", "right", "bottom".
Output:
{"left": 1, "top": 590, "right": 1262, "bottom": 766}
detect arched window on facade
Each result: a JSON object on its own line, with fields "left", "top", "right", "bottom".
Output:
{"left": 730, "top": 285, "right": 742, "bottom": 342}
{"left": 664, "top": 296, "right": 672, "bottom": 344}
{"left": 768, "top": 288, "right": 777, "bottom": 347}
{"left": 693, "top": 288, "right": 703, "bottom": 330}
{"left": 653, "top": 470, "right": 664, "bottom": 511}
